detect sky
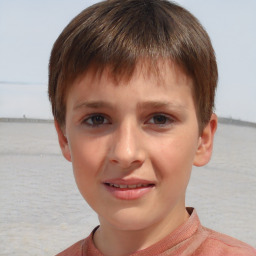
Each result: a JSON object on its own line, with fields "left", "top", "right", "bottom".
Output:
{"left": 0, "top": 0, "right": 255, "bottom": 122}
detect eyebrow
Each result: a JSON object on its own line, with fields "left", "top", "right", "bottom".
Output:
{"left": 74, "top": 101, "right": 114, "bottom": 111}
{"left": 73, "top": 100, "right": 187, "bottom": 112}
{"left": 137, "top": 101, "right": 187, "bottom": 110}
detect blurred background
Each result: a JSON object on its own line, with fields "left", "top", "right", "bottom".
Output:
{"left": 0, "top": 1, "right": 255, "bottom": 255}
{"left": 0, "top": 0, "right": 255, "bottom": 123}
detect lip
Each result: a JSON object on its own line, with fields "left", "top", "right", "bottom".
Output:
{"left": 103, "top": 178, "right": 155, "bottom": 200}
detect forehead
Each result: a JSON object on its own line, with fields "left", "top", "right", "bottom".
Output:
{"left": 72, "top": 59, "right": 193, "bottom": 91}
{"left": 65, "top": 60, "right": 195, "bottom": 115}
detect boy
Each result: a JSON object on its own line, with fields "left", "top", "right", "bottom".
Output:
{"left": 48, "top": 0, "right": 256, "bottom": 255}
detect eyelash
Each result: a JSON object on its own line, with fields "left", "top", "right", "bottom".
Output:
{"left": 146, "top": 114, "right": 175, "bottom": 126}
{"left": 82, "top": 114, "right": 111, "bottom": 127}
{"left": 81, "top": 113, "right": 175, "bottom": 128}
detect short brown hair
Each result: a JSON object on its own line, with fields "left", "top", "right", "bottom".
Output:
{"left": 48, "top": 0, "right": 218, "bottom": 132}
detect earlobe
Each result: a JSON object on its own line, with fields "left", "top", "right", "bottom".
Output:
{"left": 193, "top": 113, "right": 218, "bottom": 167}
{"left": 54, "top": 120, "right": 72, "bottom": 162}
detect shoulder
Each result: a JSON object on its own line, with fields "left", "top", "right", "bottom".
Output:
{"left": 55, "top": 226, "right": 100, "bottom": 256}
{"left": 55, "top": 239, "right": 86, "bottom": 256}
{"left": 196, "top": 227, "right": 256, "bottom": 256}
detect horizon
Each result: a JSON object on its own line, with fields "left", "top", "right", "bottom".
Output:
{"left": 0, "top": 0, "right": 255, "bottom": 123}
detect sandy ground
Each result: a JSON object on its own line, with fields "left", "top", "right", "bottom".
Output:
{"left": 0, "top": 120, "right": 255, "bottom": 255}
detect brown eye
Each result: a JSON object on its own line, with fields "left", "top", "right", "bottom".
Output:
{"left": 91, "top": 115, "right": 105, "bottom": 125}
{"left": 147, "top": 114, "right": 174, "bottom": 127}
{"left": 153, "top": 115, "right": 167, "bottom": 124}
{"left": 84, "top": 114, "right": 109, "bottom": 126}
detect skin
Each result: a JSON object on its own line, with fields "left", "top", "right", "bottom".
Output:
{"left": 55, "top": 61, "right": 217, "bottom": 256}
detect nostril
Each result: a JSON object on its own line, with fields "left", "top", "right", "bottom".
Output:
{"left": 110, "top": 159, "right": 119, "bottom": 164}
{"left": 109, "top": 158, "right": 144, "bottom": 170}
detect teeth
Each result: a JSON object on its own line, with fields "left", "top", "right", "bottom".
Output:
{"left": 128, "top": 184, "right": 137, "bottom": 189}
{"left": 108, "top": 183, "right": 148, "bottom": 189}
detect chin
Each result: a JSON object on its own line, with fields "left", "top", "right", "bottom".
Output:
{"left": 100, "top": 208, "right": 158, "bottom": 232}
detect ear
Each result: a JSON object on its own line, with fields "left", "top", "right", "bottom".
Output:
{"left": 193, "top": 113, "right": 218, "bottom": 167}
{"left": 54, "top": 120, "right": 72, "bottom": 162}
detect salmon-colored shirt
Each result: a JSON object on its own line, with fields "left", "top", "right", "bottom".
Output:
{"left": 56, "top": 208, "right": 256, "bottom": 256}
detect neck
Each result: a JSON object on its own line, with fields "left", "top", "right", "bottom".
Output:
{"left": 93, "top": 207, "right": 189, "bottom": 256}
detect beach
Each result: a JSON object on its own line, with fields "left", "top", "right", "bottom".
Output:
{"left": 0, "top": 120, "right": 255, "bottom": 255}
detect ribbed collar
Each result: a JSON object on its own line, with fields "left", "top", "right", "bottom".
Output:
{"left": 83, "top": 208, "right": 201, "bottom": 256}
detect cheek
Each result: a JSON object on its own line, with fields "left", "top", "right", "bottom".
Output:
{"left": 68, "top": 135, "right": 107, "bottom": 193}
{"left": 150, "top": 135, "right": 198, "bottom": 181}
{"left": 69, "top": 132, "right": 106, "bottom": 168}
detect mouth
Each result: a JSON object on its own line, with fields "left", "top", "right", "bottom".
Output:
{"left": 103, "top": 179, "right": 155, "bottom": 200}
{"left": 104, "top": 183, "right": 154, "bottom": 189}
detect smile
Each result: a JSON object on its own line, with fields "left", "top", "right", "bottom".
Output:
{"left": 103, "top": 180, "right": 155, "bottom": 200}
{"left": 106, "top": 183, "right": 152, "bottom": 189}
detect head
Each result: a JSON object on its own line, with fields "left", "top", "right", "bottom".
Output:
{"left": 48, "top": 0, "right": 218, "bottom": 250}
{"left": 48, "top": 0, "right": 218, "bottom": 134}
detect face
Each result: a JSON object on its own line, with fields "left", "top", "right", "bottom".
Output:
{"left": 56, "top": 61, "right": 217, "bottom": 235}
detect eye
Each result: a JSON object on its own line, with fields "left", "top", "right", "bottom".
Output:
{"left": 152, "top": 115, "right": 167, "bottom": 124}
{"left": 83, "top": 114, "right": 110, "bottom": 126}
{"left": 147, "top": 114, "right": 174, "bottom": 126}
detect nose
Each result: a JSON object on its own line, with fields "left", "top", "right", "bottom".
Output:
{"left": 109, "top": 121, "right": 146, "bottom": 169}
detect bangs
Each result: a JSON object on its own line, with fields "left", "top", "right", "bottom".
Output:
{"left": 49, "top": 0, "right": 217, "bottom": 130}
